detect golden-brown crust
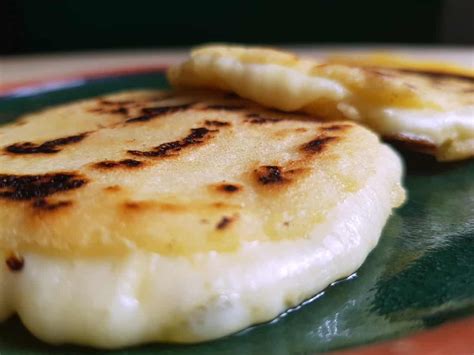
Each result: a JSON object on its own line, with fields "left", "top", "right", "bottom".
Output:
{"left": 0, "top": 89, "right": 383, "bottom": 256}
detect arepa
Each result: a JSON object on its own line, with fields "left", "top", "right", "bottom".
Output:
{"left": 168, "top": 45, "right": 474, "bottom": 161}
{"left": 0, "top": 90, "right": 404, "bottom": 348}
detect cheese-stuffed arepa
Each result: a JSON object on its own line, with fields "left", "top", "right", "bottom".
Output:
{"left": 0, "top": 90, "right": 404, "bottom": 348}
{"left": 168, "top": 45, "right": 474, "bottom": 161}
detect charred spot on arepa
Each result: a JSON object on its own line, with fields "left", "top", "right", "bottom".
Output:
{"left": 128, "top": 127, "right": 217, "bottom": 158}
{"left": 90, "top": 106, "right": 128, "bottom": 115}
{"left": 126, "top": 103, "right": 193, "bottom": 123}
{"left": 204, "top": 120, "right": 231, "bottom": 127}
{"left": 211, "top": 182, "right": 242, "bottom": 194}
{"left": 254, "top": 166, "right": 286, "bottom": 185}
{"left": 0, "top": 172, "right": 87, "bottom": 202}
{"left": 104, "top": 185, "right": 122, "bottom": 193}
{"left": 120, "top": 200, "right": 176, "bottom": 214}
{"left": 122, "top": 199, "right": 242, "bottom": 215}
{"left": 320, "top": 123, "right": 354, "bottom": 132}
{"left": 88, "top": 99, "right": 135, "bottom": 115}
{"left": 122, "top": 201, "right": 143, "bottom": 210}
{"left": 301, "top": 135, "right": 338, "bottom": 154}
{"left": 5, "top": 253, "right": 24, "bottom": 272}
{"left": 254, "top": 164, "right": 311, "bottom": 188}
{"left": 245, "top": 113, "right": 282, "bottom": 124}
{"left": 92, "top": 159, "right": 145, "bottom": 170}
{"left": 4, "top": 132, "right": 89, "bottom": 155}
{"left": 32, "top": 198, "right": 72, "bottom": 211}
{"left": 215, "top": 215, "right": 237, "bottom": 230}
{"left": 295, "top": 128, "right": 308, "bottom": 133}
{"left": 121, "top": 200, "right": 215, "bottom": 214}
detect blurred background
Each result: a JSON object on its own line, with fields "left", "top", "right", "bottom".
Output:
{"left": 1, "top": 0, "right": 473, "bottom": 55}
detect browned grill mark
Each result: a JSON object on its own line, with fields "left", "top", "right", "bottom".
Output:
{"left": 295, "top": 128, "right": 308, "bottom": 133}
{"left": 254, "top": 165, "right": 310, "bottom": 187}
{"left": 301, "top": 136, "right": 338, "bottom": 153}
{"left": 206, "top": 104, "right": 245, "bottom": 111}
{"left": 128, "top": 127, "right": 216, "bottom": 158}
{"left": 6, "top": 254, "right": 24, "bottom": 272}
{"left": 126, "top": 103, "right": 192, "bottom": 123}
{"left": 123, "top": 201, "right": 141, "bottom": 210}
{"left": 121, "top": 200, "right": 185, "bottom": 213}
{"left": 213, "top": 183, "right": 242, "bottom": 194}
{"left": 216, "top": 216, "right": 233, "bottom": 230}
{"left": 90, "top": 106, "right": 129, "bottom": 115}
{"left": 255, "top": 166, "right": 285, "bottom": 185}
{"left": 121, "top": 199, "right": 240, "bottom": 215}
{"left": 211, "top": 202, "right": 227, "bottom": 208}
{"left": 93, "top": 159, "right": 144, "bottom": 169}
{"left": 221, "top": 184, "right": 241, "bottom": 193}
{"left": 104, "top": 185, "right": 121, "bottom": 192}
{"left": 245, "top": 113, "right": 282, "bottom": 124}
{"left": 321, "top": 124, "right": 353, "bottom": 132}
{"left": 32, "top": 198, "right": 72, "bottom": 211}
{"left": 0, "top": 172, "right": 87, "bottom": 202}
{"left": 4, "top": 132, "right": 89, "bottom": 155}
{"left": 204, "top": 120, "right": 231, "bottom": 127}
{"left": 0, "top": 172, "right": 86, "bottom": 212}
{"left": 88, "top": 100, "right": 133, "bottom": 115}
{"left": 113, "top": 107, "right": 129, "bottom": 114}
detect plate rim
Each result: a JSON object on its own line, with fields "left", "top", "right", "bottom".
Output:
{"left": 0, "top": 65, "right": 168, "bottom": 97}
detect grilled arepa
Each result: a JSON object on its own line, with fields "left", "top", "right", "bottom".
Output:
{"left": 168, "top": 45, "right": 474, "bottom": 161}
{"left": 0, "top": 90, "right": 404, "bottom": 348}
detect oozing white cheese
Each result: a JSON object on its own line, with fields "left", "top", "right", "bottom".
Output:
{"left": 192, "top": 55, "right": 474, "bottom": 154}
{"left": 373, "top": 106, "right": 474, "bottom": 145}
{"left": 0, "top": 146, "right": 403, "bottom": 348}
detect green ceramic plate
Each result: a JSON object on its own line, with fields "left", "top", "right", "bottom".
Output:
{"left": 0, "top": 71, "right": 473, "bottom": 354}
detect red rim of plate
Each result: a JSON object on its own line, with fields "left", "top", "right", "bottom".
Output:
{"left": 0, "top": 66, "right": 473, "bottom": 355}
{"left": 0, "top": 65, "right": 168, "bottom": 97}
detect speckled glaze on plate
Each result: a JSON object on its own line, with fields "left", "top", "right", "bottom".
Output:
{"left": 0, "top": 70, "right": 473, "bottom": 355}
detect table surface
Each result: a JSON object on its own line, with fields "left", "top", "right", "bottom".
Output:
{"left": 1, "top": 46, "right": 473, "bottom": 87}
